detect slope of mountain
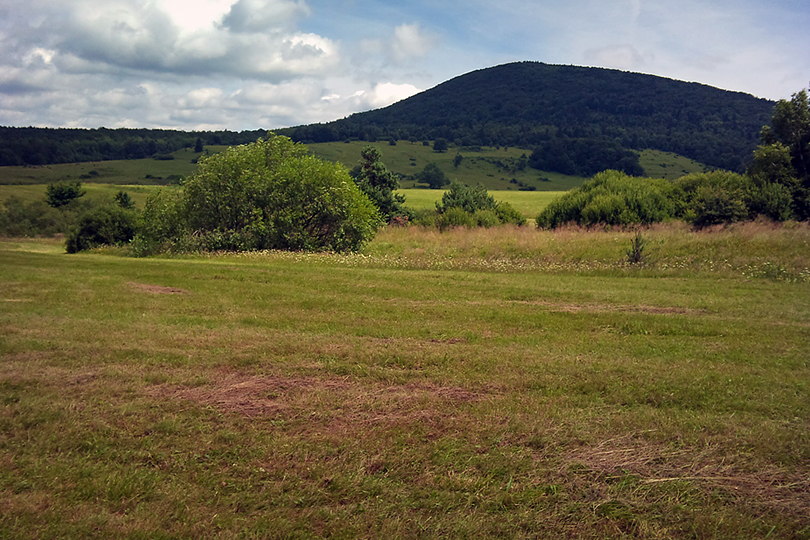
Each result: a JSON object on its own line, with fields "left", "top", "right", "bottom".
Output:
{"left": 281, "top": 62, "right": 774, "bottom": 172}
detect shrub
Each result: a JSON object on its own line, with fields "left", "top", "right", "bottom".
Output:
{"left": 748, "top": 182, "right": 795, "bottom": 221}
{"left": 537, "top": 170, "right": 674, "bottom": 228}
{"left": 494, "top": 201, "right": 526, "bottom": 226}
{"left": 672, "top": 171, "right": 754, "bottom": 227}
{"left": 134, "top": 136, "right": 381, "bottom": 254}
{"left": 46, "top": 181, "right": 85, "bottom": 208}
{"left": 114, "top": 191, "right": 135, "bottom": 209}
{"left": 66, "top": 206, "right": 137, "bottom": 253}
{"left": 436, "top": 207, "right": 477, "bottom": 230}
{"left": 626, "top": 231, "right": 647, "bottom": 265}
{"left": 437, "top": 182, "right": 497, "bottom": 214}
{"left": 0, "top": 197, "right": 68, "bottom": 236}
{"left": 433, "top": 182, "right": 525, "bottom": 227}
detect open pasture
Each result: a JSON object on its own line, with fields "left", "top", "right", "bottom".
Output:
{"left": 1, "top": 223, "right": 808, "bottom": 538}
{"left": 0, "top": 183, "right": 559, "bottom": 219}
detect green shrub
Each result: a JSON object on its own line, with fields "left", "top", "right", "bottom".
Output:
{"left": 437, "top": 182, "right": 497, "bottom": 214}
{"left": 0, "top": 197, "right": 68, "bottom": 236}
{"left": 472, "top": 209, "right": 501, "bottom": 228}
{"left": 46, "top": 181, "right": 85, "bottom": 208}
{"left": 494, "top": 201, "right": 526, "bottom": 226}
{"left": 673, "top": 171, "right": 754, "bottom": 227}
{"left": 134, "top": 136, "right": 381, "bottom": 254}
{"left": 436, "top": 207, "right": 477, "bottom": 230}
{"left": 537, "top": 170, "right": 674, "bottom": 228}
{"left": 431, "top": 182, "right": 526, "bottom": 228}
{"left": 748, "top": 182, "right": 795, "bottom": 221}
{"left": 66, "top": 206, "right": 137, "bottom": 253}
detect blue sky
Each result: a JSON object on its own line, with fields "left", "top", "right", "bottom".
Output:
{"left": 1, "top": 0, "right": 807, "bottom": 130}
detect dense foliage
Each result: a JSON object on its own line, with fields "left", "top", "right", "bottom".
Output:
{"left": 133, "top": 136, "right": 381, "bottom": 254}
{"left": 65, "top": 206, "right": 137, "bottom": 253}
{"left": 351, "top": 146, "right": 409, "bottom": 222}
{"left": 416, "top": 182, "right": 526, "bottom": 229}
{"left": 415, "top": 163, "right": 450, "bottom": 189}
{"left": 537, "top": 171, "right": 674, "bottom": 228}
{"left": 749, "top": 88, "right": 810, "bottom": 219}
{"left": 46, "top": 181, "right": 85, "bottom": 208}
{"left": 280, "top": 62, "right": 773, "bottom": 172}
{"left": 0, "top": 127, "right": 266, "bottom": 166}
{"left": 537, "top": 169, "right": 796, "bottom": 229}
{"left": 528, "top": 138, "right": 644, "bottom": 176}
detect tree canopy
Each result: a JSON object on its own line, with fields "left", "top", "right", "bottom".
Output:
{"left": 749, "top": 87, "right": 810, "bottom": 219}
{"left": 352, "top": 146, "right": 409, "bottom": 222}
{"left": 134, "top": 136, "right": 381, "bottom": 254}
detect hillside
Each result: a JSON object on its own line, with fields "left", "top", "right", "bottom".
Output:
{"left": 282, "top": 62, "right": 774, "bottom": 172}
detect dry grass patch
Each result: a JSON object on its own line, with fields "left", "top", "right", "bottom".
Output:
{"left": 567, "top": 433, "right": 810, "bottom": 521}
{"left": 127, "top": 281, "right": 189, "bottom": 295}
{"left": 148, "top": 369, "right": 490, "bottom": 432}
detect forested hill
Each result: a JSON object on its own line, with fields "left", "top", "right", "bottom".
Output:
{"left": 281, "top": 62, "right": 775, "bottom": 171}
{"left": 0, "top": 127, "right": 267, "bottom": 166}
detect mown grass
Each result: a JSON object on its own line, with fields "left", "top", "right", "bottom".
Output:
{"left": 1, "top": 223, "right": 808, "bottom": 538}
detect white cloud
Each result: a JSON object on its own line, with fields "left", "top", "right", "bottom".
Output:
{"left": 584, "top": 44, "right": 649, "bottom": 71}
{"left": 363, "top": 82, "right": 421, "bottom": 108}
{"left": 220, "top": 0, "right": 311, "bottom": 33}
{"left": 390, "top": 23, "right": 436, "bottom": 64}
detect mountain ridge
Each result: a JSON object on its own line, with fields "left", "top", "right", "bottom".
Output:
{"left": 281, "top": 61, "right": 775, "bottom": 172}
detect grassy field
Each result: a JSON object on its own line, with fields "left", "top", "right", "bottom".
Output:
{"left": 637, "top": 149, "right": 708, "bottom": 180}
{"left": 1, "top": 222, "right": 808, "bottom": 538}
{"left": 0, "top": 148, "right": 213, "bottom": 186}
{"left": 0, "top": 183, "right": 559, "bottom": 219}
{"left": 0, "top": 183, "right": 168, "bottom": 208}
{"left": 307, "top": 140, "right": 587, "bottom": 191}
{"left": 401, "top": 189, "right": 562, "bottom": 218}
{"left": 1, "top": 141, "right": 709, "bottom": 191}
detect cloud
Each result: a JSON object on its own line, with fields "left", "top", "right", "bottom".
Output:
{"left": 221, "top": 0, "right": 311, "bottom": 33}
{"left": 584, "top": 44, "right": 650, "bottom": 71}
{"left": 390, "top": 23, "right": 436, "bottom": 64}
{"left": 8, "top": 0, "right": 339, "bottom": 82}
{"left": 362, "top": 82, "right": 421, "bottom": 108}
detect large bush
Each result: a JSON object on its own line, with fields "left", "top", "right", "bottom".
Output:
{"left": 66, "top": 206, "right": 137, "bottom": 253}
{"left": 537, "top": 170, "right": 674, "bottom": 228}
{"left": 133, "top": 136, "right": 381, "bottom": 254}
{"left": 433, "top": 182, "right": 525, "bottom": 229}
{"left": 671, "top": 171, "right": 755, "bottom": 227}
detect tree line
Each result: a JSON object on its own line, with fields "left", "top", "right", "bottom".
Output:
{"left": 0, "top": 127, "right": 267, "bottom": 166}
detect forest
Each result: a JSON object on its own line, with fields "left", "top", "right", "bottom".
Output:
{"left": 0, "top": 127, "right": 267, "bottom": 166}
{"left": 279, "top": 62, "right": 775, "bottom": 173}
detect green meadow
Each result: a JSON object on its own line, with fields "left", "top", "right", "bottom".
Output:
{"left": 0, "top": 184, "right": 559, "bottom": 219}
{"left": 1, "top": 222, "right": 808, "bottom": 538}
{"left": 0, "top": 141, "right": 706, "bottom": 190}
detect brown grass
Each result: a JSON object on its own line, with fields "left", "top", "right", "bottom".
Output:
{"left": 148, "top": 369, "right": 491, "bottom": 433}
{"left": 567, "top": 433, "right": 810, "bottom": 520}
{"left": 127, "top": 281, "right": 189, "bottom": 294}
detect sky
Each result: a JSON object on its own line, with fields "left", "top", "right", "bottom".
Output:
{"left": 1, "top": 0, "right": 808, "bottom": 131}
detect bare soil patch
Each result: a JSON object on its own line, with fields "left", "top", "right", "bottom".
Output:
{"left": 127, "top": 281, "right": 189, "bottom": 295}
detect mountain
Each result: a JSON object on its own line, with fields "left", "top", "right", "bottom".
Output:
{"left": 281, "top": 62, "right": 775, "bottom": 172}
